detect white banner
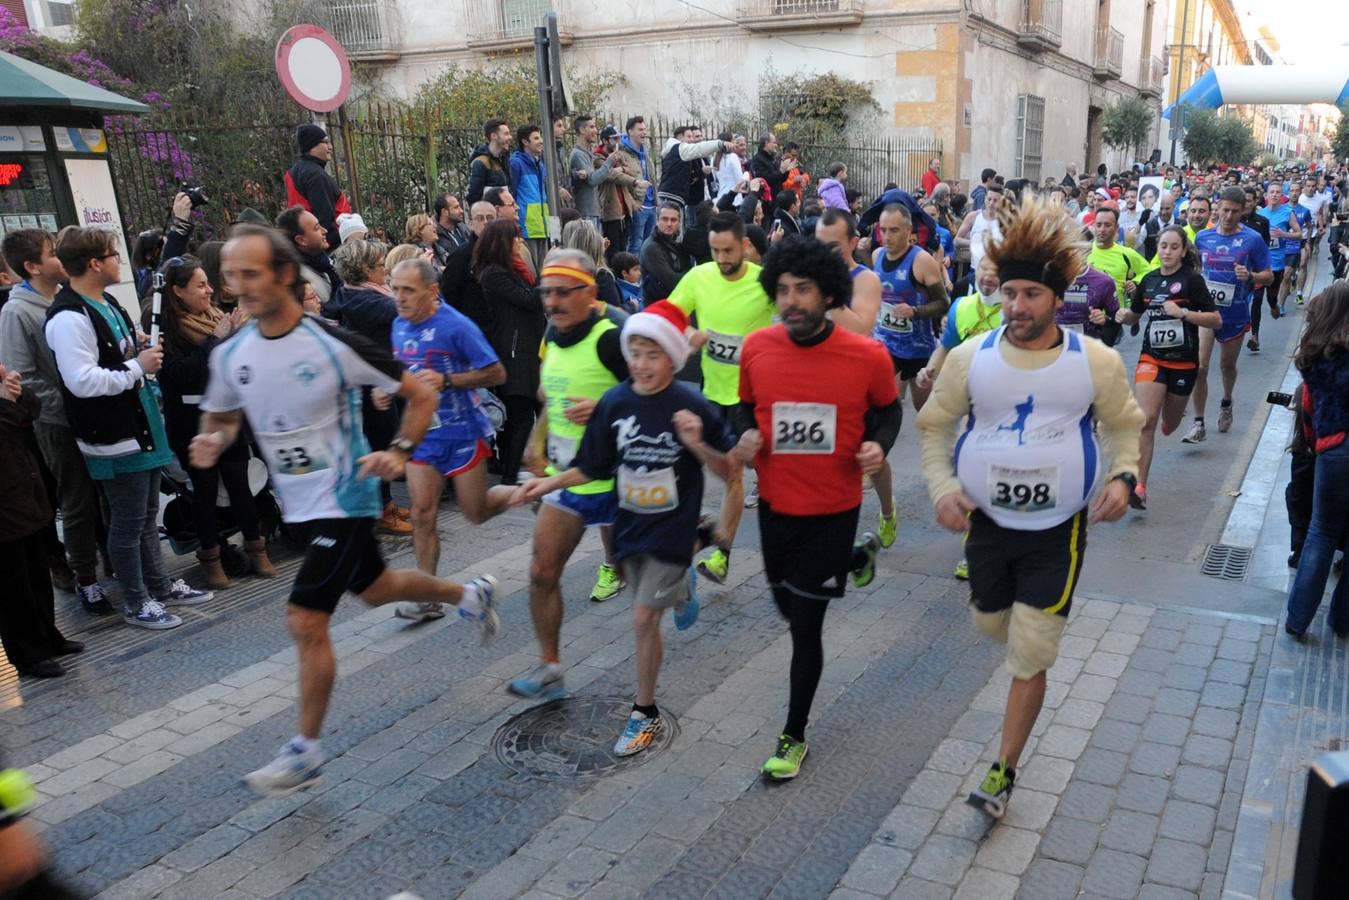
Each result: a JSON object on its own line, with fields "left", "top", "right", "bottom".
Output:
{"left": 63, "top": 157, "right": 138, "bottom": 315}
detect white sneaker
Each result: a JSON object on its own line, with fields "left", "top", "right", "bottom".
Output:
{"left": 1217, "top": 404, "right": 1233, "bottom": 434}
{"left": 243, "top": 739, "right": 324, "bottom": 796}
{"left": 1181, "top": 422, "right": 1206, "bottom": 444}
{"left": 160, "top": 578, "right": 212, "bottom": 606}
{"left": 462, "top": 575, "right": 500, "bottom": 646}
{"left": 744, "top": 485, "right": 760, "bottom": 509}
{"left": 395, "top": 602, "right": 445, "bottom": 622}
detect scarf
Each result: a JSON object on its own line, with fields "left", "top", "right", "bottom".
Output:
{"left": 359, "top": 280, "right": 394, "bottom": 297}
{"left": 178, "top": 305, "right": 224, "bottom": 345}
{"left": 510, "top": 255, "right": 536, "bottom": 286}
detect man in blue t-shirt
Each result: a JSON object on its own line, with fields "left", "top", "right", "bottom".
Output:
{"left": 1185, "top": 187, "right": 1273, "bottom": 443}
{"left": 1287, "top": 201, "right": 1313, "bottom": 305}
{"left": 514, "top": 300, "right": 735, "bottom": 757}
{"left": 1252, "top": 183, "right": 1299, "bottom": 352}
{"left": 387, "top": 259, "right": 512, "bottom": 622}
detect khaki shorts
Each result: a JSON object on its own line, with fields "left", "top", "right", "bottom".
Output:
{"left": 624, "top": 554, "right": 690, "bottom": 610}
{"left": 971, "top": 600, "right": 1069, "bottom": 680}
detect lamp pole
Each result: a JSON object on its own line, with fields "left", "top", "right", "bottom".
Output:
{"left": 1169, "top": 0, "right": 1190, "bottom": 166}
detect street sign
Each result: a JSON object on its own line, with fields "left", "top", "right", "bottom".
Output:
{"left": 547, "top": 11, "right": 570, "bottom": 117}
{"left": 275, "top": 25, "right": 352, "bottom": 113}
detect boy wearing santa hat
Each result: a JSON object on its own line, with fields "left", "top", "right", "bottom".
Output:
{"left": 513, "top": 300, "right": 736, "bottom": 755}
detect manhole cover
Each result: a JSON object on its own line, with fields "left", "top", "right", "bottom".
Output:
{"left": 492, "top": 696, "right": 678, "bottom": 780}
{"left": 1202, "top": 543, "right": 1253, "bottom": 581}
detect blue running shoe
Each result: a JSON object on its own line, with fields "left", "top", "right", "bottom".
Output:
{"left": 613, "top": 712, "right": 661, "bottom": 756}
{"left": 508, "top": 663, "right": 566, "bottom": 700}
{"left": 673, "top": 567, "right": 700, "bottom": 631}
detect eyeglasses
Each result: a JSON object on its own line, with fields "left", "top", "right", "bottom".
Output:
{"left": 97, "top": 252, "right": 123, "bottom": 262}
{"left": 536, "top": 284, "right": 589, "bottom": 299}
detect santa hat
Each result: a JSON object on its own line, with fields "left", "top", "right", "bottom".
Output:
{"left": 621, "top": 300, "right": 690, "bottom": 370}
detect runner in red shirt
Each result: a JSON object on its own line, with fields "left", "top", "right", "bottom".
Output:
{"left": 731, "top": 236, "right": 901, "bottom": 780}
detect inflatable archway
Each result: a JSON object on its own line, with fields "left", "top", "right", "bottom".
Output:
{"left": 1163, "top": 65, "right": 1349, "bottom": 118}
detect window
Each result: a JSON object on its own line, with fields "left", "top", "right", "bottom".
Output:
{"left": 44, "top": 0, "right": 75, "bottom": 26}
{"left": 1015, "top": 94, "right": 1045, "bottom": 182}
{"left": 501, "top": 0, "right": 550, "bottom": 36}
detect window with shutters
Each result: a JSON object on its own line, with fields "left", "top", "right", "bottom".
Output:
{"left": 1015, "top": 94, "right": 1045, "bottom": 182}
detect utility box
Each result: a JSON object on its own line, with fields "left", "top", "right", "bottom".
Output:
{"left": 1294, "top": 750, "right": 1349, "bottom": 899}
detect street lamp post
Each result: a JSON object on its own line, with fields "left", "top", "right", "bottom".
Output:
{"left": 1169, "top": 0, "right": 1190, "bottom": 166}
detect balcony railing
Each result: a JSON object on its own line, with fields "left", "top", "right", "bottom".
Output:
{"left": 737, "top": 0, "right": 864, "bottom": 32}
{"left": 1017, "top": 0, "right": 1062, "bottom": 52}
{"left": 327, "top": 1, "right": 400, "bottom": 61}
{"left": 466, "top": 0, "right": 573, "bottom": 52}
{"left": 1093, "top": 25, "right": 1123, "bottom": 80}
{"left": 1141, "top": 55, "right": 1165, "bottom": 98}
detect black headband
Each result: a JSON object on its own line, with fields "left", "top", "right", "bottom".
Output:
{"left": 998, "top": 259, "right": 1069, "bottom": 297}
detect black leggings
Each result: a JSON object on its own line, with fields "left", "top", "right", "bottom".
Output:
{"left": 1251, "top": 270, "right": 1284, "bottom": 337}
{"left": 362, "top": 392, "right": 400, "bottom": 506}
{"left": 497, "top": 394, "right": 540, "bottom": 485}
{"left": 774, "top": 587, "right": 831, "bottom": 742}
{"left": 178, "top": 453, "right": 261, "bottom": 549}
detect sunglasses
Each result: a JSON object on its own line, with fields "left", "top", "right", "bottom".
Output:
{"left": 536, "top": 284, "right": 589, "bottom": 299}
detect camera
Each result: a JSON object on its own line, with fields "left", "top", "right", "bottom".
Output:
{"left": 1267, "top": 391, "right": 1293, "bottom": 408}
{"left": 180, "top": 184, "right": 209, "bottom": 208}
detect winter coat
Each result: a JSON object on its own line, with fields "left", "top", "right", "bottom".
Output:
{"left": 285, "top": 155, "right": 349, "bottom": 251}
{"left": 479, "top": 263, "right": 544, "bottom": 398}
{"left": 509, "top": 150, "right": 549, "bottom": 240}
{"left": 466, "top": 144, "right": 510, "bottom": 204}
{"left": 818, "top": 178, "right": 849, "bottom": 211}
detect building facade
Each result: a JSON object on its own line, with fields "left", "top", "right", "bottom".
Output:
{"left": 305, "top": 0, "right": 1167, "bottom": 190}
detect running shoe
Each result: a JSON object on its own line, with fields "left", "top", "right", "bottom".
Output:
{"left": 878, "top": 502, "right": 898, "bottom": 549}
{"left": 508, "top": 663, "right": 566, "bottom": 700}
{"left": 1181, "top": 422, "right": 1206, "bottom": 444}
{"left": 1129, "top": 484, "right": 1147, "bottom": 511}
{"left": 243, "top": 738, "right": 324, "bottom": 796}
{"left": 1217, "top": 404, "right": 1233, "bottom": 434}
{"left": 673, "top": 567, "right": 700, "bottom": 631}
{"left": 589, "top": 563, "right": 625, "bottom": 603}
{"left": 1275, "top": 303, "right": 1285, "bottom": 319}
{"left": 613, "top": 712, "right": 661, "bottom": 756}
{"left": 1296, "top": 290, "right": 1305, "bottom": 305}
{"left": 463, "top": 575, "right": 500, "bottom": 645}
{"left": 76, "top": 581, "right": 114, "bottom": 616}
{"left": 395, "top": 602, "right": 445, "bottom": 622}
{"left": 1247, "top": 337, "right": 1260, "bottom": 353}
{"left": 762, "top": 734, "right": 808, "bottom": 780}
{"left": 850, "top": 532, "right": 881, "bottom": 588}
{"left": 967, "top": 761, "right": 1016, "bottom": 818}
{"left": 744, "top": 485, "right": 760, "bottom": 509}
{"left": 159, "top": 579, "right": 212, "bottom": 606}
{"left": 954, "top": 558, "right": 969, "bottom": 581}
{"left": 697, "top": 548, "right": 729, "bottom": 585}
{"left": 124, "top": 600, "right": 182, "bottom": 630}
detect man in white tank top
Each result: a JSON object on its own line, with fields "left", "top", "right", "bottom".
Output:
{"left": 917, "top": 195, "right": 1143, "bottom": 820}
{"left": 956, "top": 183, "right": 1005, "bottom": 277}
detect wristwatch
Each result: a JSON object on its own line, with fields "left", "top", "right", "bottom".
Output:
{"left": 1110, "top": 472, "right": 1138, "bottom": 493}
{"left": 389, "top": 436, "right": 417, "bottom": 455}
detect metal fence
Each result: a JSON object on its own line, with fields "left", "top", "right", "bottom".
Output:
{"left": 105, "top": 105, "right": 941, "bottom": 245}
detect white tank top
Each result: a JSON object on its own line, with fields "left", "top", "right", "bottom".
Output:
{"left": 968, "top": 209, "right": 1002, "bottom": 271}
{"left": 953, "top": 327, "right": 1101, "bottom": 530}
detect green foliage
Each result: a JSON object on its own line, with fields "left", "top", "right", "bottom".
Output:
{"left": 1332, "top": 103, "right": 1349, "bottom": 164}
{"left": 1181, "top": 107, "right": 1257, "bottom": 167}
{"left": 1100, "top": 96, "right": 1153, "bottom": 158}
{"left": 411, "top": 63, "right": 623, "bottom": 134}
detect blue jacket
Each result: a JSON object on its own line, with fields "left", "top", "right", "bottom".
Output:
{"left": 509, "top": 150, "right": 549, "bottom": 239}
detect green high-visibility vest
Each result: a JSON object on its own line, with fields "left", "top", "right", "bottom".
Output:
{"left": 541, "top": 317, "right": 619, "bottom": 495}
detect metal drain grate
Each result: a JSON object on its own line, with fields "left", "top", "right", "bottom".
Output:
{"left": 1202, "top": 543, "right": 1253, "bottom": 581}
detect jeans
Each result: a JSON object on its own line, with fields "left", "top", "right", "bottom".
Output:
{"left": 1285, "top": 442, "right": 1349, "bottom": 634}
{"left": 628, "top": 206, "right": 655, "bottom": 254}
{"left": 100, "top": 468, "right": 170, "bottom": 612}
{"left": 34, "top": 422, "right": 103, "bottom": 578}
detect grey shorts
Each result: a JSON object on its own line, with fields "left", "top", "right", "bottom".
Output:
{"left": 624, "top": 554, "right": 690, "bottom": 610}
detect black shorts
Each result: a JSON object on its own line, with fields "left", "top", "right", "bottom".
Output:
{"left": 891, "top": 355, "right": 930, "bottom": 382}
{"left": 289, "top": 518, "right": 387, "bottom": 614}
{"left": 1135, "top": 358, "right": 1197, "bottom": 397}
{"left": 758, "top": 501, "right": 860, "bottom": 599}
{"left": 966, "top": 509, "right": 1087, "bottom": 617}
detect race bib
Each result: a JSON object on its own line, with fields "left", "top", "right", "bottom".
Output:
{"left": 1148, "top": 317, "right": 1184, "bottom": 349}
{"left": 1063, "top": 323, "right": 1085, "bottom": 334}
{"left": 547, "top": 432, "right": 577, "bottom": 468}
{"left": 988, "top": 464, "right": 1059, "bottom": 513}
{"left": 257, "top": 426, "right": 332, "bottom": 476}
{"left": 1205, "top": 277, "right": 1234, "bottom": 308}
{"left": 1269, "top": 236, "right": 1281, "bottom": 251}
{"left": 1063, "top": 286, "right": 1090, "bottom": 305}
{"left": 771, "top": 402, "right": 837, "bottom": 454}
{"left": 878, "top": 303, "right": 914, "bottom": 333}
{"left": 617, "top": 466, "right": 678, "bottom": 514}
{"left": 704, "top": 330, "right": 744, "bottom": 366}
{"left": 428, "top": 411, "right": 442, "bottom": 431}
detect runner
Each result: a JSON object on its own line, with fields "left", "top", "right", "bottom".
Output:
{"left": 191, "top": 225, "right": 499, "bottom": 796}
{"left": 669, "top": 211, "right": 773, "bottom": 584}
{"left": 512, "top": 301, "right": 735, "bottom": 754}
{"left": 507, "top": 249, "right": 629, "bottom": 700}
{"left": 1058, "top": 263, "right": 1119, "bottom": 344}
{"left": 733, "top": 235, "right": 900, "bottom": 779}
{"left": 1283, "top": 195, "right": 1313, "bottom": 308}
{"left": 815, "top": 208, "right": 896, "bottom": 549}
{"left": 916, "top": 255, "right": 1003, "bottom": 581}
{"left": 1086, "top": 204, "right": 1148, "bottom": 313}
{"left": 916, "top": 194, "right": 1143, "bottom": 818}
{"left": 1114, "top": 226, "right": 1221, "bottom": 509}
{"left": 1250, "top": 183, "right": 1299, "bottom": 353}
{"left": 870, "top": 203, "right": 949, "bottom": 412}
{"left": 383, "top": 258, "right": 516, "bottom": 622}
{"left": 1295, "top": 176, "right": 1328, "bottom": 304}
{"left": 1184, "top": 186, "right": 1273, "bottom": 443}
